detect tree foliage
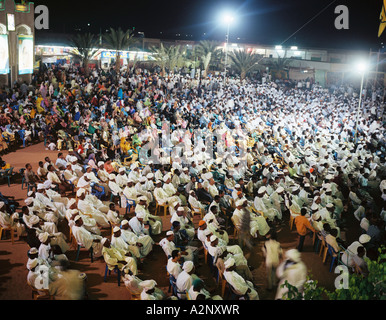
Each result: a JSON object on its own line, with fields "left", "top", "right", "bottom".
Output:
{"left": 68, "top": 33, "right": 99, "bottom": 76}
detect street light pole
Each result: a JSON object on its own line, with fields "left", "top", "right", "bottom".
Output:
{"left": 355, "top": 71, "right": 365, "bottom": 143}
{"left": 224, "top": 22, "right": 230, "bottom": 84}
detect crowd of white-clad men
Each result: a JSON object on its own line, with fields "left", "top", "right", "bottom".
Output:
{"left": 0, "top": 70, "right": 386, "bottom": 300}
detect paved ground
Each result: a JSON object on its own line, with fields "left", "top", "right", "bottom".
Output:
{"left": 0, "top": 142, "right": 362, "bottom": 300}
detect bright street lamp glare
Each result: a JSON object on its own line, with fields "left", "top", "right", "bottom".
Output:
{"left": 356, "top": 61, "right": 368, "bottom": 73}
{"left": 223, "top": 14, "right": 234, "bottom": 24}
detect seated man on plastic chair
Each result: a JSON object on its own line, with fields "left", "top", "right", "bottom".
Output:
{"left": 223, "top": 258, "right": 259, "bottom": 300}
{"left": 172, "top": 221, "right": 198, "bottom": 263}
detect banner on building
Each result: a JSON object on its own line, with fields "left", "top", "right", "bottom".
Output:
{"left": 18, "top": 35, "right": 34, "bottom": 75}
{"left": 0, "top": 34, "right": 9, "bottom": 75}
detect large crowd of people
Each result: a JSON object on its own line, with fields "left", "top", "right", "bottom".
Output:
{"left": 0, "top": 62, "right": 385, "bottom": 300}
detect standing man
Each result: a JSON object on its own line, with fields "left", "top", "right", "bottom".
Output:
{"left": 294, "top": 208, "right": 316, "bottom": 252}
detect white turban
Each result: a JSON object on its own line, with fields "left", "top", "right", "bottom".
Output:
{"left": 76, "top": 188, "right": 86, "bottom": 197}
{"left": 98, "top": 161, "right": 105, "bottom": 167}
{"left": 113, "top": 226, "right": 121, "bottom": 233}
{"left": 30, "top": 215, "right": 40, "bottom": 225}
{"left": 258, "top": 186, "right": 266, "bottom": 194}
{"left": 139, "top": 280, "right": 157, "bottom": 291}
{"left": 359, "top": 234, "right": 371, "bottom": 244}
{"left": 183, "top": 261, "right": 194, "bottom": 273}
{"left": 146, "top": 173, "right": 154, "bottom": 179}
{"left": 210, "top": 235, "right": 217, "bottom": 242}
{"left": 24, "top": 197, "right": 34, "bottom": 206}
{"left": 285, "top": 249, "right": 301, "bottom": 263}
{"left": 121, "top": 220, "right": 129, "bottom": 226}
{"left": 119, "top": 167, "right": 126, "bottom": 173}
{"left": 38, "top": 232, "right": 50, "bottom": 243}
{"left": 276, "top": 187, "right": 284, "bottom": 193}
{"left": 109, "top": 174, "right": 116, "bottom": 180}
{"left": 37, "top": 184, "right": 45, "bottom": 190}
{"left": 166, "top": 231, "right": 174, "bottom": 236}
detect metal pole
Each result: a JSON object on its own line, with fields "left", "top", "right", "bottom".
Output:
{"left": 224, "top": 23, "right": 230, "bottom": 84}
{"left": 355, "top": 72, "right": 365, "bottom": 142}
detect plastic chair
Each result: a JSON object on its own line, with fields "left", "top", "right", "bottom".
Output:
{"left": 104, "top": 264, "right": 121, "bottom": 286}
{"left": 2, "top": 167, "right": 14, "bottom": 187}
{"left": 74, "top": 237, "right": 94, "bottom": 263}
{"left": 126, "top": 287, "right": 141, "bottom": 300}
{"left": 0, "top": 225, "right": 16, "bottom": 244}
{"left": 325, "top": 244, "right": 340, "bottom": 272}
{"left": 110, "top": 192, "right": 122, "bottom": 207}
{"left": 155, "top": 201, "right": 169, "bottom": 216}
{"left": 28, "top": 283, "right": 54, "bottom": 300}
{"left": 123, "top": 196, "right": 136, "bottom": 215}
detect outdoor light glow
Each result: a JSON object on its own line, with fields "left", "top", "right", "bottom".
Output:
{"left": 290, "top": 46, "right": 298, "bottom": 50}
{"left": 275, "top": 45, "right": 282, "bottom": 50}
{"left": 356, "top": 61, "right": 369, "bottom": 73}
{"left": 223, "top": 14, "right": 234, "bottom": 24}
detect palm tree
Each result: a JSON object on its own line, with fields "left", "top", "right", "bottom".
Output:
{"left": 150, "top": 43, "right": 169, "bottom": 76}
{"left": 229, "top": 50, "right": 262, "bottom": 80}
{"left": 103, "top": 27, "right": 136, "bottom": 73}
{"left": 195, "top": 40, "right": 222, "bottom": 77}
{"left": 69, "top": 33, "right": 99, "bottom": 76}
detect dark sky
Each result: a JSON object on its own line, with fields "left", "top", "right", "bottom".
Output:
{"left": 34, "top": 0, "right": 385, "bottom": 51}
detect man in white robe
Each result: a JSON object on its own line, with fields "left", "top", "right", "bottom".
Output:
{"left": 71, "top": 216, "right": 103, "bottom": 258}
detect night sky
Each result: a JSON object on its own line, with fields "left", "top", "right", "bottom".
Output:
{"left": 33, "top": 0, "right": 385, "bottom": 51}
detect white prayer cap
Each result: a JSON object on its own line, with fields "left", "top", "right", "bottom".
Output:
{"left": 140, "top": 176, "right": 147, "bottom": 183}
{"left": 130, "top": 163, "right": 138, "bottom": 170}
{"left": 74, "top": 215, "right": 82, "bottom": 222}
{"left": 204, "top": 229, "right": 212, "bottom": 236}
{"left": 101, "top": 238, "right": 108, "bottom": 246}
{"left": 155, "top": 180, "right": 162, "bottom": 185}
{"left": 283, "top": 169, "right": 289, "bottom": 173}
{"left": 121, "top": 220, "right": 129, "bottom": 226}
{"left": 163, "top": 175, "right": 171, "bottom": 182}
{"left": 37, "top": 183, "right": 45, "bottom": 190}
{"left": 113, "top": 226, "right": 121, "bottom": 233}
{"left": 146, "top": 173, "right": 154, "bottom": 179}
{"left": 29, "top": 258, "right": 38, "bottom": 269}
{"left": 148, "top": 160, "right": 153, "bottom": 165}
{"left": 203, "top": 172, "right": 213, "bottom": 180}
{"left": 140, "top": 280, "right": 157, "bottom": 290}
{"left": 291, "top": 185, "right": 300, "bottom": 192}
{"left": 236, "top": 199, "right": 245, "bottom": 207}
{"left": 258, "top": 186, "right": 266, "bottom": 194}
{"left": 224, "top": 258, "right": 235, "bottom": 269}
{"left": 326, "top": 203, "right": 334, "bottom": 208}
{"left": 138, "top": 196, "right": 148, "bottom": 202}
{"left": 68, "top": 198, "right": 77, "bottom": 207}
{"left": 98, "top": 161, "right": 105, "bottom": 167}
{"left": 76, "top": 188, "right": 86, "bottom": 197}
{"left": 177, "top": 207, "right": 185, "bottom": 212}
{"left": 325, "top": 174, "right": 334, "bottom": 180}
{"left": 38, "top": 232, "right": 49, "bottom": 243}
{"left": 44, "top": 180, "right": 52, "bottom": 189}
{"left": 304, "top": 183, "right": 310, "bottom": 188}
{"left": 183, "top": 167, "right": 189, "bottom": 171}
{"left": 312, "top": 212, "right": 321, "bottom": 220}
{"left": 27, "top": 191, "right": 34, "bottom": 197}
{"left": 109, "top": 174, "right": 116, "bottom": 180}
{"left": 30, "top": 215, "right": 40, "bottom": 225}
{"left": 28, "top": 247, "right": 38, "bottom": 255}
{"left": 285, "top": 249, "right": 301, "bottom": 263}
{"left": 235, "top": 184, "right": 241, "bottom": 189}
{"left": 119, "top": 167, "right": 125, "bottom": 173}
{"left": 70, "top": 156, "right": 78, "bottom": 162}
{"left": 276, "top": 187, "right": 284, "bottom": 193}
{"left": 166, "top": 231, "right": 174, "bottom": 236}
{"left": 24, "top": 197, "right": 33, "bottom": 205}
{"left": 311, "top": 203, "right": 319, "bottom": 211}
{"left": 183, "top": 261, "right": 194, "bottom": 273}
{"left": 210, "top": 235, "right": 217, "bottom": 242}
{"left": 359, "top": 234, "right": 371, "bottom": 244}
